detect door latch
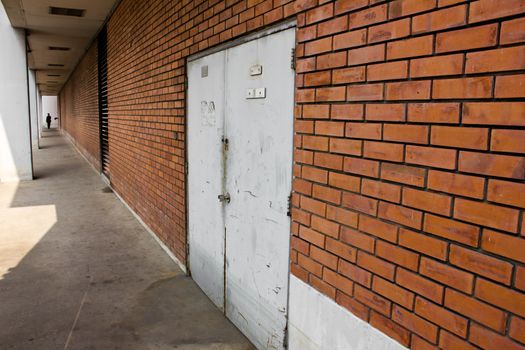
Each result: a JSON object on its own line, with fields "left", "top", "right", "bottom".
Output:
{"left": 218, "top": 192, "right": 231, "bottom": 203}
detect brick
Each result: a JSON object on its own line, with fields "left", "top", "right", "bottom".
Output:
{"left": 482, "top": 229, "right": 525, "bottom": 263}
{"left": 336, "top": 290, "right": 370, "bottom": 321}
{"left": 291, "top": 263, "right": 309, "bottom": 283}
{"left": 354, "top": 284, "right": 392, "bottom": 316}
{"left": 488, "top": 179, "right": 525, "bottom": 209}
{"left": 439, "top": 331, "right": 478, "bottom": 350}
{"left": 501, "top": 17, "right": 525, "bottom": 44}
{"left": 373, "top": 276, "right": 415, "bottom": 310}
{"left": 341, "top": 226, "right": 375, "bottom": 252}
{"left": 386, "top": 81, "right": 431, "bottom": 100}
{"left": 342, "top": 192, "right": 378, "bottom": 216}
{"left": 323, "top": 268, "right": 354, "bottom": 296}
{"left": 303, "top": 104, "right": 330, "bottom": 119}
{"left": 330, "top": 138, "right": 362, "bottom": 156}
{"left": 399, "top": 228, "right": 447, "bottom": 261}
{"left": 423, "top": 214, "right": 479, "bottom": 246}
{"left": 463, "top": 102, "right": 525, "bottom": 126}
{"left": 325, "top": 237, "right": 356, "bottom": 262}
{"left": 378, "top": 201, "right": 422, "bottom": 229}
{"left": 386, "top": 35, "right": 434, "bottom": 60}
{"left": 380, "top": 163, "right": 426, "bottom": 187}
{"left": 410, "top": 54, "right": 463, "bottom": 78}
{"left": 331, "top": 104, "right": 364, "bottom": 120}
{"left": 294, "top": 178, "right": 313, "bottom": 195}
{"left": 361, "top": 178, "right": 401, "bottom": 203}
{"left": 296, "top": 120, "right": 314, "bottom": 133}
{"left": 300, "top": 195, "right": 327, "bottom": 216}
{"left": 296, "top": 57, "right": 316, "bottom": 73}
{"left": 367, "top": 61, "right": 408, "bottom": 81}
{"left": 328, "top": 171, "right": 360, "bottom": 192}
{"left": 302, "top": 165, "right": 328, "bottom": 183}
{"left": 516, "top": 266, "right": 525, "bottom": 291}
{"left": 364, "top": 141, "right": 404, "bottom": 162}
{"left": 495, "top": 74, "right": 525, "bottom": 98}
{"left": 459, "top": 151, "right": 525, "bottom": 180}
{"left": 303, "top": 135, "right": 329, "bottom": 151}
{"left": 430, "top": 126, "right": 488, "bottom": 150}
{"left": 392, "top": 305, "right": 438, "bottom": 343}
{"left": 427, "top": 170, "right": 485, "bottom": 199}
{"left": 366, "top": 103, "right": 406, "bottom": 122}
{"left": 310, "top": 274, "right": 337, "bottom": 299}
{"left": 412, "top": 5, "right": 467, "bottom": 33}
{"left": 348, "top": 44, "right": 385, "bottom": 66}
{"left": 466, "top": 46, "right": 525, "bottom": 73}
{"left": 376, "top": 240, "right": 419, "bottom": 271}
{"left": 291, "top": 236, "right": 310, "bottom": 256}
{"left": 411, "top": 335, "right": 438, "bottom": 350}
{"left": 334, "top": 0, "right": 369, "bottom": 15}
{"left": 314, "top": 152, "right": 344, "bottom": 170}
{"left": 306, "top": 3, "right": 333, "bottom": 24}
{"left": 470, "top": 323, "right": 525, "bottom": 350}
{"left": 406, "top": 145, "right": 456, "bottom": 170}
{"left": 293, "top": 208, "right": 312, "bottom": 227}
{"left": 333, "top": 29, "right": 367, "bottom": 50}
{"left": 368, "top": 18, "right": 410, "bottom": 43}
{"left": 509, "top": 317, "right": 525, "bottom": 345}
{"left": 327, "top": 205, "right": 359, "bottom": 228}
{"left": 332, "top": 66, "right": 366, "bottom": 84}
{"left": 469, "top": 0, "right": 525, "bottom": 23}
{"left": 311, "top": 213, "right": 341, "bottom": 237}
{"left": 408, "top": 103, "right": 460, "bottom": 123}
{"left": 389, "top": 0, "right": 436, "bottom": 18}
{"left": 449, "top": 245, "right": 513, "bottom": 285}
{"left": 338, "top": 259, "right": 372, "bottom": 287}
{"left": 347, "top": 84, "right": 384, "bottom": 101}
{"left": 396, "top": 268, "right": 444, "bottom": 304}
{"left": 415, "top": 297, "right": 468, "bottom": 337}
{"left": 316, "top": 87, "right": 346, "bottom": 102}
{"left": 310, "top": 245, "right": 338, "bottom": 270}
{"left": 317, "top": 51, "right": 347, "bottom": 70}
{"left": 436, "top": 24, "right": 497, "bottom": 53}
{"left": 432, "top": 77, "right": 493, "bottom": 99}
{"left": 476, "top": 278, "right": 525, "bottom": 318}
{"left": 299, "top": 225, "right": 325, "bottom": 247}
{"left": 370, "top": 312, "right": 410, "bottom": 347}
{"left": 349, "top": 4, "right": 387, "bottom": 29}
{"left": 446, "top": 288, "right": 507, "bottom": 333}
{"left": 297, "top": 25, "right": 317, "bottom": 43}
{"left": 297, "top": 88, "right": 316, "bottom": 102}
{"left": 346, "top": 122, "right": 382, "bottom": 140}
{"left": 344, "top": 156, "right": 380, "bottom": 178}
{"left": 318, "top": 15, "right": 348, "bottom": 37}
{"left": 304, "top": 71, "right": 332, "bottom": 87}
{"left": 298, "top": 253, "right": 323, "bottom": 276}
{"left": 315, "top": 121, "right": 345, "bottom": 136}
{"left": 455, "top": 198, "right": 519, "bottom": 233}
{"left": 383, "top": 124, "right": 428, "bottom": 144}
{"left": 359, "top": 214, "right": 398, "bottom": 242}
{"left": 357, "top": 251, "right": 397, "bottom": 282}
{"left": 402, "top": 188, "right": 452, "bottom": 216}
{"left": 420, "top": 257, "right": 474, "bottom": 293}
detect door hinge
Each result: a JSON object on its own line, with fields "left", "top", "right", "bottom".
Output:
{"left": 290, "top": 48, "right": 296, "bottom": 70}
{"left": 287, "top": 192, "right": 292, "bottom": 217}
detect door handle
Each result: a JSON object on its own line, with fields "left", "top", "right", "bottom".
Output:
{"left": 218, "top": 192, "right": 231, "bottom": 203}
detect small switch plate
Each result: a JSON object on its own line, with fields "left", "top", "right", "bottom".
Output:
{"left": 255, "top": 87, "right": 266, "bottom": 98}
{"left": 201, "top": 65, "right": 208, "bottom": 77}
{"left": 246, "top": 88, "right": 255, "bottom": 99}
{"left": 250, "top": 65, "right": 262, "bottom": 76}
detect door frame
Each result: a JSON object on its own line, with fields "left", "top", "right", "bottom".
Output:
{"left": 184, "top": 19, "right": 298, "bottom": 346}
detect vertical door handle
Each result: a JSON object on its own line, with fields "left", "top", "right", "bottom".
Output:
{"left": 218, "top": 192, "right": 231, "bottom": 203}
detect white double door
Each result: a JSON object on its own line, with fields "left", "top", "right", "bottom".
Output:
{"left": 187, "top": 27, "right": 295, "bottom": 349}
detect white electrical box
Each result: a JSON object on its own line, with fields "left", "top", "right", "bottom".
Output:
{"left": 255, "top": 87, "right": 266, "bottom": 98}
{"left": 246, "top": 88, "right": 255, "bottom": 98}
{"left": 250, "top": 65, "right": 262, "bottom": 76}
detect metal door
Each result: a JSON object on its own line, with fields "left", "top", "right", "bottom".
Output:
{"left": 188, "top": 26, "right": 295, "bottom": 349}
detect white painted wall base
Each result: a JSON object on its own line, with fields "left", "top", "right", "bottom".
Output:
{"left": 288, "top": 276, "right": 407, "bottom": 350}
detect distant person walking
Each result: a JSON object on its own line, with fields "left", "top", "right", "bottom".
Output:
{"left": 46, "top": 113, "right": 52, "bottom": 129}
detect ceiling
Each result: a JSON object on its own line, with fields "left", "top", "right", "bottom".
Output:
{"left": 2, "top": 0, "right": 119, "bottom": 95}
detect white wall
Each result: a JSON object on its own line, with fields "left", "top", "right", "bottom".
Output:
{"left": 42, "top": 96, "right": 58, "bottom": 129}
{"left": 28, "top": 69, "right": 39, "bottom": 148}
{"left": 0, "top": 1, "right": 32, "bottom": 182}
{"left": 288, "top": 276, "right": 408, "bottom": 350}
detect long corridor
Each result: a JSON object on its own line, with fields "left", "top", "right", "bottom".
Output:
{"left": 0, "top": 129, "right": 252, "bottom": 350}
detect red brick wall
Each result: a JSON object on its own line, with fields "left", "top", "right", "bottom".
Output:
{"left": 60, "top": 0, "right": 525, "bottom": 349}
{"left": 60, "top": 43, "right": 100, "bottom": 170}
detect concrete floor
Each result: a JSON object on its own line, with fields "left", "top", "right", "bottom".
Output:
{"left": 0, "top": 128, "right": 253, "bottom": 350}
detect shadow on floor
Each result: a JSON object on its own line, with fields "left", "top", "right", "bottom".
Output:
{"left": 0, "top": 130, "right": 253, "bottom": 350}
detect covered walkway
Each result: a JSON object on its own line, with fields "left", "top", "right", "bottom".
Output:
{"left": 0, "top": 129, "right": 252, "bottom": 350}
